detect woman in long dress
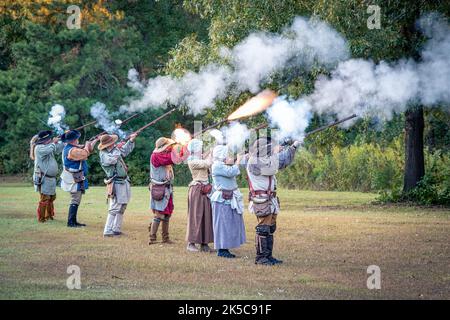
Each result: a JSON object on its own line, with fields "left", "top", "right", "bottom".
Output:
{"left": 210, "top": 145, "right": 246, "bottom": 258}
{"left": 186, "top": 139, "right": 214, "bottom": 252}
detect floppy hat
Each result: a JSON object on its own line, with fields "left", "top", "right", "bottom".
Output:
{"left": 98, "top": 134, "right": 119, "bottom": 150}
{"left": 154, "top": 137, "right": 176, "bottom": 153}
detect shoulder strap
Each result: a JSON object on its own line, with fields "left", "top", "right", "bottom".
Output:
{"left": 268, "top": 175, "right": 272, "bottom": 196}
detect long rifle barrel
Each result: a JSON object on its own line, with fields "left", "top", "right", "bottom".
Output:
{"left": 88, "top": 113, "right": 142, "bottom": 141}
{"left": 304, "top": 114, "right": 357, "bottom": 138}
{"left": 193, "top": 119, "right": 228, "bottom": 137}
{"left": 124, "top": 107, "right": 177, "bottom": 140}
{"left": 72, "top": 120, "right": 97, "bottom": 132}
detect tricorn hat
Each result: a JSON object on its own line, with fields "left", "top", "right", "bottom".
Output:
{"left": 60, "top": 130, "right": 81, "bottom": 143}
{"left": 154, "top": 137, "right": 176, "bottom": 153}
{"left": 35, "top": 130, "right": 53, "bottom": 144}
{"left": 98, "top": 134, "right": 119, "bottom": 151}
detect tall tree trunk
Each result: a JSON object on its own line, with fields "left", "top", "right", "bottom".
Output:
{"left": 403, "top": 106, "right": 425, "bottom": 192}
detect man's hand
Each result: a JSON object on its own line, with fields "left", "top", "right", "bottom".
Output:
{"left": 129, "top": 133, "right": 138, "bottom": 142}
{"left": 52, "top": 137, "right": 60, "bottom": 143}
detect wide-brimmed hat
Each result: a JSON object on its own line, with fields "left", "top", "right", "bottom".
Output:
{"left": 98, "top": 134, "right": 119, "bottom": 150}
{"left": 154, "top": 137, "right": 176, "bottom": 153}
{"left": 35, "top": 130, "right": 53, "bottom": 144}
{"left": 61, "top": 130, "right": 81, "bottom": 143}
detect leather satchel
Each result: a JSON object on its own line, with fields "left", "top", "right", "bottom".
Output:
{"left": 151, "top": 183, "right": 167, "bottom": 201}
{"left": 222, "top": 189, "right": 234, "bottom": 200}
{"left": 252, "top": 199, "right": 272, "bottom": 217}
{"left": 72, "top": 171, "right": 85, "bottom": 183}
{"left": 200, "top": 183, "right": 212, "bottom": 195}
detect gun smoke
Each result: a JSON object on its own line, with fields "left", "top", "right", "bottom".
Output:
{"left": 266, "top": 12, "right": 450, "bottom": 141}
{"left": 47, "top": 104, "right": 67, "bottom": 134}
{"left": 90, "top": 102, "right": 126, "bottom": 138}
{"left": 120, "top": 16, "right": 349, "bottom": 114}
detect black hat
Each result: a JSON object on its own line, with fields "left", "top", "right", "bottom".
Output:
{"left": 60, "top": 130, "right": 81, "bottom": 143}
{"left": 36, "top": 130, "right": 54, "bottom": 144}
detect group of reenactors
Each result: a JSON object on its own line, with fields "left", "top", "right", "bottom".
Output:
{"left": 31, "top": 127, "right": 300, "bottom": 266}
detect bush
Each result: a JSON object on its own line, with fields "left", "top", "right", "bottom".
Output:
{"left": 277, "top": 138, "right": 404, "bottom": 192}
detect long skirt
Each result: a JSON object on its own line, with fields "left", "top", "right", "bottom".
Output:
{"left": 186, "top": 184, "right": 214, "bottom": 244}
{"left": 211, "top": 201, "right": 246, "bottom": 250}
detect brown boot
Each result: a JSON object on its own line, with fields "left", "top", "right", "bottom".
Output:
{"left": 149, "top": 217, "right": 160, "bottom": 245}
{"left": 161, "top": 217, "right": 173, "bottom": 244}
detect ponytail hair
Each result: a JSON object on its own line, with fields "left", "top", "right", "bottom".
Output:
{"left": 29, "top": 135, "right": 39, "bottom": 160}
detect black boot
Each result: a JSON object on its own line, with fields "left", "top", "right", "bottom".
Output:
{"left": 67, "top": 204, "right": 85, "bottom": 228}
{"left": 67, "top": 204, "right": 79, "bottom": 227}
{"left": 255, "top": 225, "right": 275, "bottom": 265}
{"left": 267, "top": 234, "right": 283, "bottom": 264}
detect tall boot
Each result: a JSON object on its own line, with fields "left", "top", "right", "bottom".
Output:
{"left": 103, "top": 213, "right": 116, "bottom": 236}
{"left": 255, "top": 225, "right": 274, "bottom": 265}
{"left": 67, "top": 204, "right": 78, "bottom": 227}
{"left": 267, "top": 234, "right": 283, "bottom": 264}
{"left": 74, "top": 205, "right": 86, "bottom": 227}
{"left": 113, "top": 213, "right": 124, "bottom": 235}
{"left": 149, "top": 217, "right": 160, "bottom": 245}
{"left": 268, "top": 224, "right": 283, "bottom": 264}
{"left": 161, "top": 217, "right": 173, "bottom": 244}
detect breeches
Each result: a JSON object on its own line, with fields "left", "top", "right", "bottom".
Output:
{"left": 70, "top": 191, "right": 83, "bottom": 205}
{"left": 108, "top": 197, "right": 127, "bottom": 216}
{"left": 256, "top": 213, "right": 277, "bottom": 227}
{"left": 153, "top": 212, "right": 171, "bottom": 222}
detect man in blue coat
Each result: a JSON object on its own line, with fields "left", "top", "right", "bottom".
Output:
{"left": 60, "top": 130, "right": 99, "bottom": 228}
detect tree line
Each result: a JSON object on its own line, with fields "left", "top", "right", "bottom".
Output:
{"left": 0, "top": 1, "right": 448, "bottom": 205}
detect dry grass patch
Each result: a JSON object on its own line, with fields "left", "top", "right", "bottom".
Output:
{"left": 0, "top": 183, "right": 449, "bottom": 299}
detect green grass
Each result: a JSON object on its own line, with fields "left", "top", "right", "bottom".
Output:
{"left": 0, "top": 182, "right": 449, "bottom": 299}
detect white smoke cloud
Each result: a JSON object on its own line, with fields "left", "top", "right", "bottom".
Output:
{"left": 267, "top": 98, "right": 312, "bottom": 141}
{"left": 127, "top": 68, "right": 144, "bottom": 92}
{"left": 266, "top": 12, "right": 450, "bottom": 140}
{"left": 231, "top": 16, "right": 350, "bottom": 93}
{"left": 121, "top": 16, "right": 349, "bottom": 114}
{"left": 47, "top": 104, "right": 67, "bottom": 134}
{"left": 209, "top": 128, "right": 224, "bottom": 145}
{"left": 90, "top": 102, "right": 125, "bottom": 137}
{"left": 222, "top": 121, "right": 251, "bottom": 151}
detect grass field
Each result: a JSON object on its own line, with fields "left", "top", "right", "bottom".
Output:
{"left": 0, "top": 181, "right": 449, "bottom": 300}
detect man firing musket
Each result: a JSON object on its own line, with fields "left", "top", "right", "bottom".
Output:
{"left": 246, "top": 114, "right": 357, "bottom": 265}
{"left": 98, "top": 132, "right": 138, "bottom": 237}
{"left": 60, "top": 130, "right": 100, "bottom": 228}
{"left": 95, "top": 107, "right": 178, "bottom": 238}
{"left": 30, "top": 130, "right": 65, "bottom": 222}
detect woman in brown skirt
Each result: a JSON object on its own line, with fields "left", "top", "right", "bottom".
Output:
{"left": 186, "top": 139, "right": 214, "bottom": 252}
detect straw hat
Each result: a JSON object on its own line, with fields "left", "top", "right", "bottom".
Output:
{"left": 154, "top": 137, "right": 176, "bottom": 153}
{"left": 98, "top": 134, "right": 119, "bottom": 150}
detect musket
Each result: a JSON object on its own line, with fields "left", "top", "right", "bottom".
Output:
{"left": 192, "top": 119, "right": 228, "bottom": 138}
{"left": 71, "top": 120, "right": 97, "bottom": 132}
{"left": 123, "top": 107, "right": 178, "bottom": 140}
{"left": 88, "top": 113, "right": 142, "bottom": 141}
{"left": 304, "top": 114, "right": 357, "bottom": 138}
{"left": 278, "top": 114, "right": 358, "bottom": 146}
{"left": 252, "top": 123, "right": 268, "bottom": 131}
